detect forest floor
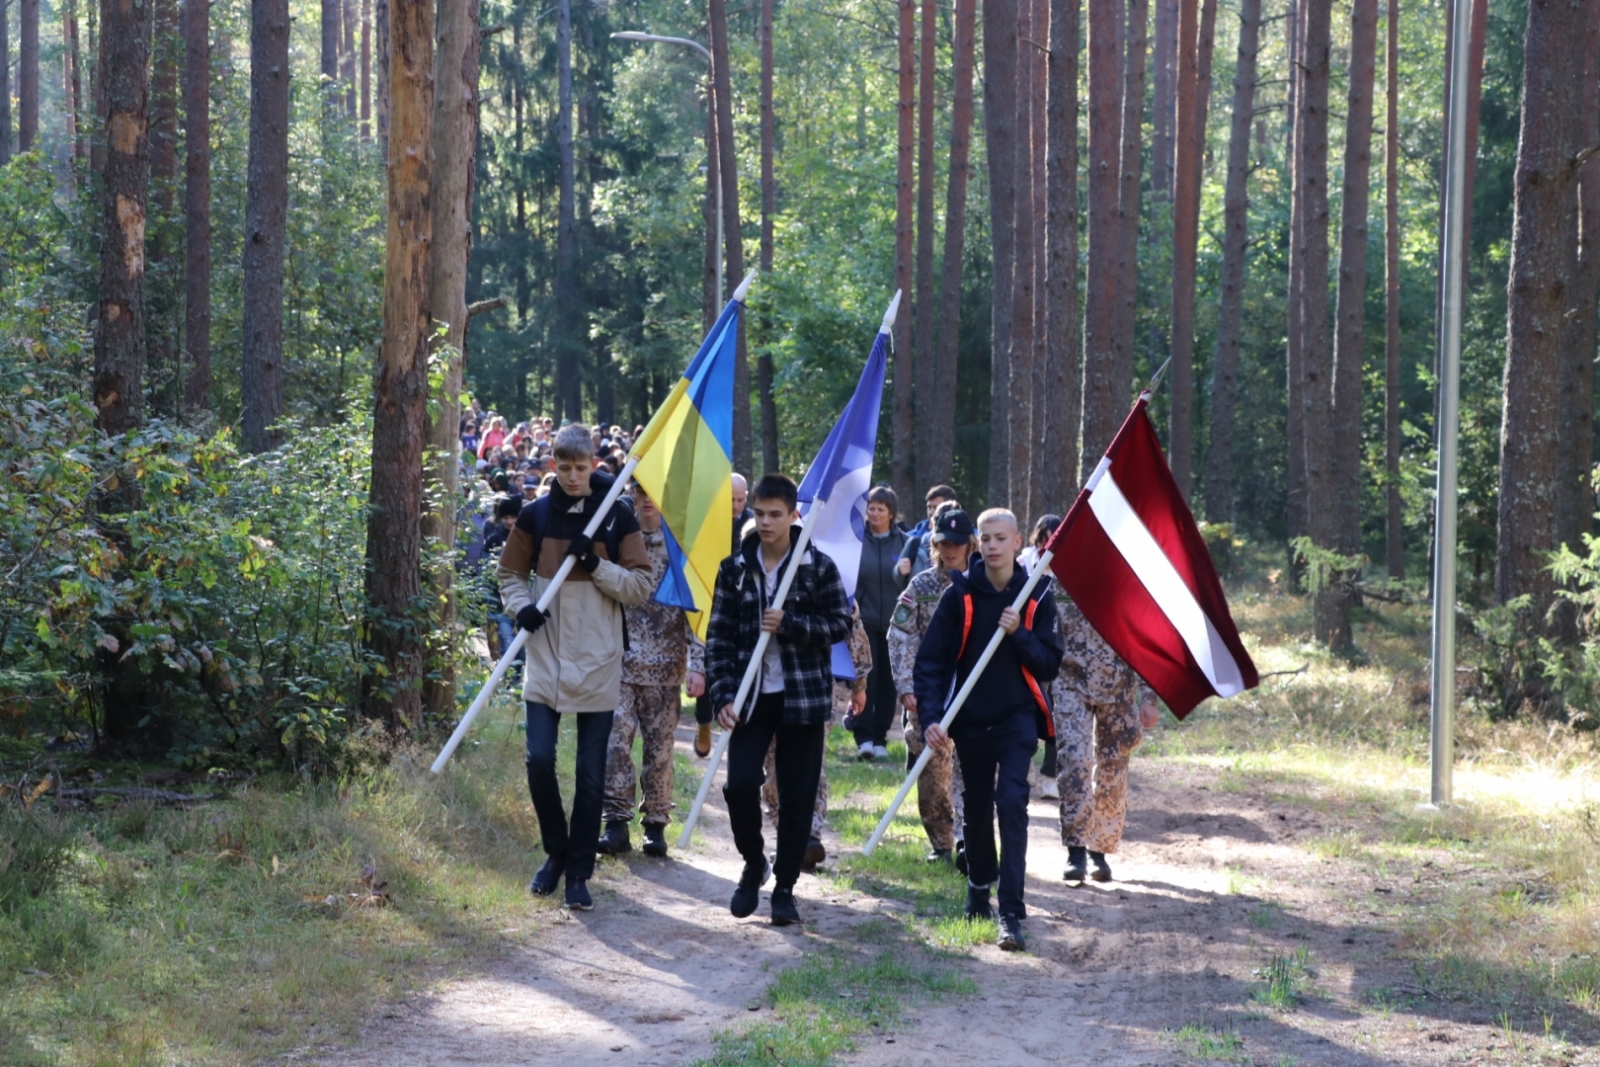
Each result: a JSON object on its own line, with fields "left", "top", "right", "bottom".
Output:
{"left": 6, "top": 594, "right": 1600, "bottom": 1066}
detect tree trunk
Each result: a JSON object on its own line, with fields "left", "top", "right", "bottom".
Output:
{"left": 1383, "top": 0, "right": 1402, "bottom": 579}
{"left": 1046, "top": 0, "right": 1083, "bottom": 508}
{"left": 913, "top": 0, "right": 938, "bottom": 493}
{"left": 1497, "top": 0, "right": 1588, "bottom": 624}
{"left": 1284, "top": 0, "right": 1306, "bottom": 552}
{"left": 702, "top": 91, "right": 718, "bottom": 334}
{"left": 1202, "top": 0, "right": 1259, "bottom": 523}
{"left": 65, "top": 0, "right": 83, "bottom": 163}
{"left": 1081, "top": 0, "right": 1122, "bottom": 481}
{"left": 758, "top": 0, "right": 779, "bottom": 472}
{"left": 1150, "top": 0, "right": 1178, "bottom": 199}
{"left": 421, "top": 0, "right": 481, "bottom": 722}
{"left": 554, "top": 0, "right": 579, "bottom": 420}
{"left": 0, "top": 0, "right": 10, "bottom": 164}
{"left": 322, "top": 0, "right": 339, "bottom": 85}
{"left": 1558, "top": 1, "right": 1600, "bottom": 556}
{"left": 363, "top": 0, "right": 433, "bottom": 731}
{"left": 1028, "top": 0, "right": 1050, "bottom": 515}
{"left": 1294, "top": 0, "right": 1343, "bottom": 649}
{"left": 360, "top": 0, "right": 371, "bottom": 140}
{"left": 894, "top": 0, "right": 916, "bottom": 504}
{"left": 984, "top": 0, "right": 1018, "bottom": 503}
{"left": 708, "top": 0, "right": 751, "bottom": 473}
{"left": 240, "top": 0, "right": 289, "bottom": 454}
{"left": 1007, "top": 0, "right": 1035, "bottom": 513}
{"left": 1115, "top": 0, "right": 1149, "bottom": 436}
{"left": 1331, "top": 0, "right": 1378, "bottom": 563}
{"left": 343, "top": 0, "right": 356, "bottom": 117}
{"left": 93, "top": 0, "right": 149, "bottom": 439}
{"left": 148, "top": 0, "right": 178, "bottom": 415}
{"left": 19, "top": 0, "right": 36, "bottom": 151}
{"left": 1168, "top": 0, "right": 1214, "bottom": 499}
{"left": 924, "top": 0, "right": 977, "bottom": 488}
{"left": 375, "top": 0, "right": 388, "bottom": 151}
{"left": 182, "top": 0, "right": 210, "bottom": 414}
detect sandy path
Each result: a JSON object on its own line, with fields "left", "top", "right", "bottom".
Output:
{"left": 333, "top": 725, "right": 1600, "bottom": 1067}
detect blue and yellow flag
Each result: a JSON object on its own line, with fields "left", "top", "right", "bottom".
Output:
{"left": 628, "top": 292, "right": 742, "bottom": 638}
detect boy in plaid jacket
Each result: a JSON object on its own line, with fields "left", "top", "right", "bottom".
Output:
{"left": 706, "top": 474, "right": 853, "bottom": 926}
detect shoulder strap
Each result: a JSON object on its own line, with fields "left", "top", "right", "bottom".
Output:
{"left": 529, "top": 494, "right": 550, "bottom": 561}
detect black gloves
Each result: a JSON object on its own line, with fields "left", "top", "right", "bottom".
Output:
{"left": 517, "top": 604, "right": 550, "bottom": 633}
{"left": 565, "top": 532, "right": 600, "bottom": 573}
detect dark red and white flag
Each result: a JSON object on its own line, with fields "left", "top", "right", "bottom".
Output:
{"left": 1046, "top": 397, "right": 1258, "bottom": 717}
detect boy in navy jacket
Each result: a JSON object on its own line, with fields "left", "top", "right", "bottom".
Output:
{"left": 915, "top": 508, "right": 1062, "bottom": 951}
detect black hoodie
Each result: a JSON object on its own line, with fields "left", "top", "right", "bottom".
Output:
{"left": 912, "top": 556, "right": 1063, "bottom": 738}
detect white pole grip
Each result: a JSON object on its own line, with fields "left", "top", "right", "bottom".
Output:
{"left": 675, "top": 502, "right": 826, "bottom": 848}
{"left": 861, "top": 549, "right": 1056, "bottom": 856}
{"left": 429, "top": 457, "right": 642, "bottom": 774}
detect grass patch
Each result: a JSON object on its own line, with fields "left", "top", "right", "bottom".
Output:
{"left": 692, "top": 947, "right": 975, "bottom": 1067}
{"left": 1175, "top": 1019, "right": 1249, "bottom": 1062}
{"left": 1249, "top": 947, "right": 1315, "bottom": 1008}
{"left": 0, "top": 693, "right": 589, "bottom": 1067}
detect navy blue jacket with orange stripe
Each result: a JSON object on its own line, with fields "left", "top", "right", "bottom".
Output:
{"left": 912, "top": 557, "right": 1063, "bottom": 740}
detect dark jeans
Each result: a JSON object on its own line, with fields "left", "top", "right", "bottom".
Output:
{"left": 724, "top": 691, "right": 826, "bottom": 889}
{"left": 525, "top": 702, "right": 614, "bottom": 881}
{"left": 852, "top": 624, "right": 896, "bottom": 748}
{"left": 954, "top": 710, "right": 1038, "bottom": 919}
{"left": 694, "top": 692, "right": 714, "bottom": 726}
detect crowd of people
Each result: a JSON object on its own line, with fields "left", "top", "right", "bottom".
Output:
{"left": 466, "top": 412, "right": 1157, "bottom": 953}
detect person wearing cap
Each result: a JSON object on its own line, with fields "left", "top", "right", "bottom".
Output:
{"left": 888, "top": 502, "right": 974, "bottom": 867}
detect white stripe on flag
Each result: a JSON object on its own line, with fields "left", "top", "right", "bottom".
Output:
{"left": 1087, "top": 471, "right": 1247, "bottom": 697}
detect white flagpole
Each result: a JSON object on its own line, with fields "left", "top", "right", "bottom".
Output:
{"left": 862, "top": 549, "right": 1055, "bottom": 856}
{"left": 430, "top": 456, "right": 640, "bottom": 774}
{"left": 675, "top": 503, "right": 825, "bottom": 848}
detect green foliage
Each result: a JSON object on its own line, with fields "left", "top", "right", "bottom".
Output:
{"left": 1534, "top": 539, "right": 1600, "bottom": 730}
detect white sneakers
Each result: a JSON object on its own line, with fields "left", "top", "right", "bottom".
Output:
{"left": 872, "top": 744, "right": 889, "bottom": 760}
{"left": 1039, "top": 778, "right": 1060, "bottom": 800}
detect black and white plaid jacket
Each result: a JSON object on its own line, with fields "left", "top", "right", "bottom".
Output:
{"left": 706, "top": 526, "right": 853, "bottom": 726}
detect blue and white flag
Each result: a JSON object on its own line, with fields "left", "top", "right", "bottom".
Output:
{"left": 797, "top": 293, "right": 895, "bottom": 680}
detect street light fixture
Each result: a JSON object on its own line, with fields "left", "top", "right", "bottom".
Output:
{"left": 611, "top": 30, "right": 724, "bottom": 309}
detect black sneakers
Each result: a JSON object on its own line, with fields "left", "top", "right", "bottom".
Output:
{"left": 998, "top": 914, "right": 1026, "bottom": 952}
{"left": 564, "top": 877, "right": 594, "bottom": 911}
{"left": 770, "top": 886, "right": 800, "bottom": 926}
{"left": 597, "top": 819, "right": 632, "bottom": 855}
{"left": 954, "top": 840, "right": 968, "bottom": 876}
{"left": 529, "top": 855, "right": 565, "bottom": 896}
{"left": 802, "top": 837, "right": 826, "bottom": 871}
{"left": 1089, "top": 851, "right": 1113, "bottom": 882}
{"left": 1064, "top": 845, "right": 1088, "bottom": 884}
{"left": 642, "top": 823, "right": 669, "bottom": 858}
{"left": 965, "top": 883, "right": 993, "bottom": 921}
{"left": 730, "top": 857, "right": 771, "bottom": 918}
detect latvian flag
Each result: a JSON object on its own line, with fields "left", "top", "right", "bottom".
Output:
{"left": 1047, "top": 395, "right": 1258, "bottom": 718}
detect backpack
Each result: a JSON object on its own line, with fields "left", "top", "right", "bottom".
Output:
{"left": 953, "top": 585, "right": 1055, "bottom": 739}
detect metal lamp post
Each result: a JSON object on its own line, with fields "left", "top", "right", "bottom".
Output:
{"left": 611, "top": 31, "right": 723, "bottom": 309}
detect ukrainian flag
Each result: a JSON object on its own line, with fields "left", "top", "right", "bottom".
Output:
{"left": 628, "top": 285, "right": 745, "bottom": 638}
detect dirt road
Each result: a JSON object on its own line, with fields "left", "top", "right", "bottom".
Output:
{"left": 332, "top": 724, "right": 1600, "bottom": 1067}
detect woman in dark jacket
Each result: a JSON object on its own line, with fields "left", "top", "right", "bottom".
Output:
{"left": 851, "top": 485, "right": 908, "bottom": 759}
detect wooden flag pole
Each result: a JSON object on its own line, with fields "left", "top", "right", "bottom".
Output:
{"left": 430, "top": 456, "right": 640, "bottom": 774}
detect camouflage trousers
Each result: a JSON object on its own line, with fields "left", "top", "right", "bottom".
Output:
{"left": 603, "top": 682, "right": 681, "bottom": 826}
{"left": 760, "top": 678, "right": 852, "bottom": 837}
{"left": 902, "top": 705, "right": 965, "bottom": 850}
{"left": 1053, "top": 691, "right": 1142, "bottom": 853}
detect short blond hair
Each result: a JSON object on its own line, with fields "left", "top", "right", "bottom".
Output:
{"left": 976, "top": 507, "right": 1018, "bottom": 532}
{"left": 552, "top": 423, "right": 595, "bottom": 462}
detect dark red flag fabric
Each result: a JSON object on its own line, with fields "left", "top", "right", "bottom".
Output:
{"left": 1046, "top": 398, "right": 1258, "bottom": 718}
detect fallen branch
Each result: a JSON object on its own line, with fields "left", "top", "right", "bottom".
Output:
{"left": 467, "top": 296, "right": 508, "bottom": 320}
{"left": 1259, "top": 664, "right": 1310, "bottom": 681}
{"left": 55, "top": 786, "right": 218, "bottom": 805}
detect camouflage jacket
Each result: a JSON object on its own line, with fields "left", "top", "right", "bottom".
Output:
{"left": 841, "top": 609, "right": 873, "bottom": 691}
{"left": 887, "top": 564, "right": 954, "bottom": 697}
{"left": 1053, "top": 578, "right": 1146, "bottom": 705}
{"left": 622, "top": 525, "right": 705, "bottom": 687}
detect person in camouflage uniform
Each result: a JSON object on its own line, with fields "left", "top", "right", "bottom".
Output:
{"left": 762, "top": 601, "right": 871, "bottom": 870}
{"left": 1051, "top": 575, "right": 1158, "bottom": 885}
{"left": 599, "top": 484, "right": 706, "bottom": 859}
{"left": 888, "top": 505, "right": 975, "bottom": 865}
